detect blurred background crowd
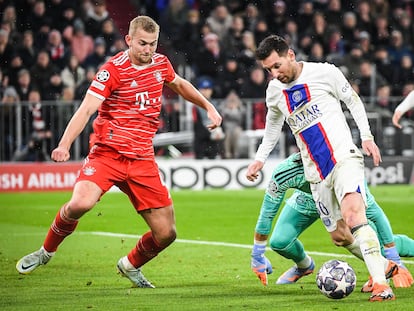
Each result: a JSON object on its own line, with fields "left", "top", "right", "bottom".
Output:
{"left": 1, "top": 0, "right": 414, "bottom": 161}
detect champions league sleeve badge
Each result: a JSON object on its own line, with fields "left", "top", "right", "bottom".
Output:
{"left": 96, "top": 70, "right": 110, "bottom": 82}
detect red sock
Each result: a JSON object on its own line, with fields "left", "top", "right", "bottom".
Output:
{"left": 127, "top": 231, "right": 165, "bottom": 268}
{"left": 43, "top": 205, "right": 78, "bottom": 252}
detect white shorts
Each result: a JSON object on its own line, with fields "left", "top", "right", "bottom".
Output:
{"left": 311, "top": 156, "right": 367, "bottom": 232}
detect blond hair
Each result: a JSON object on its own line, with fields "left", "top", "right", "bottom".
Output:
{"left": 128, "top": 16, "right": 159, "bottom": 37}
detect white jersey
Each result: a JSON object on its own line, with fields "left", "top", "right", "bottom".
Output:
{"left": 255, "top": 62, "right": 373, "bottom": 183}
{"left": 395, "top": 90, "right": 414, "bottom": 115}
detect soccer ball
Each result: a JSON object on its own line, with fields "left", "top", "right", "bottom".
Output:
{"left": 316, "top": 259, "right": 357, "bottom": 299}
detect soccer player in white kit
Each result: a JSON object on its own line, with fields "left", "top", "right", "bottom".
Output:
{"left": 246, "top": 35, "right": 396, "bottom": 302}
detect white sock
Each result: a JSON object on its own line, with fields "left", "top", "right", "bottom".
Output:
{"left": 352, "top": 224, "right": 388, "bottom": 285}
{"left": 297, "top": 254, "right": 312, "bottom": 269}
{"left": 122, "top": 256, "right": 135, "bottom": 270}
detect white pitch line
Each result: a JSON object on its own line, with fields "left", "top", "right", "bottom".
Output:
{"left": 80, "top": 231, "right": 414, "bottom": 265}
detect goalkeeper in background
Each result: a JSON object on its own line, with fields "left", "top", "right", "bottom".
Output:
{"left": 251, "top": 152, "right": 414, "bottom": 292}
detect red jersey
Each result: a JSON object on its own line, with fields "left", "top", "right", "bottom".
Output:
{"left": 87, "top": 51, "right": 176, "bottom": 159}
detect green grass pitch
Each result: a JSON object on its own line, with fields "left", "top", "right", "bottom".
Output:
{"left": 1, "top": 185, "right": 413, "bottom": 310}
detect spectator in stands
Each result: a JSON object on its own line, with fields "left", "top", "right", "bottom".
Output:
{"left": 341, "top": 11, "right": 358, "bottom": 51}
{"left": 282, "top": 19, "right": 299, "bottom": 52}
{"left": 240, "top": 65, "right": 267, "bottom": 99}
{"left": 324, "top": 0, "right": 343, "bottom": 28}
{"left": 67, "top": 19, "right": 94, "bottom": 64}
{"left": 109, "top": 36, "right": 127, "bottom": 55}
{"left": 16, "top": 30, "right": 37, "bottom": 69}
{"left": 193, "top": 76, "right": 223, "bottom": 159}
{"left": 296, "top": 0, "right": 315, "bottom": 34}
{"left": 15, "top": 69, "right": 34, "bottom": 101}
{"left": 25, "top": 0, "right": 52, "bottom": 34}
{"left": 1, "top": 86, "right": 19, "bottom": 160}
{"left": 47, "top": 0, "right": 66, "bottom": 29}
{"left": 30, "top": 49, "right": 60, "bottom": 98}
{"left": 193, "top": 32, "right": 226, "bottom": 81}
{"left": 326, "top": 28, "right": 346, "bottom": 65}
{"left": 372, "top": 15, "right": 391, "bottom": 48}
{"left": 180, "top": 9, "right": 203, "bottom": 65}
{"left": 222, "top": 14, "right": 245, "bottom": 57}
{"left": 237, "top": 30, "right": 257, "bottom": 71}
{"left": 57, "top": 4, "right": 77, "bottom": 33}
{"left": 61, "top": 54, "right": 86, "bottom": 91}
{"left": 12, "top": 89, "right": 52, "bottom": 162}
{"left": 83, "top": 37, "right": 107, "bottom": 69}
{"left": 356, "top": 60, "right": 389, "bottom": 99}
{"left": 355, "top": 0, "right": 374, "bottom": 34}
{"left": 266, "top": 0, "right": 287, "bottom": 34}
{"left": 387, "top": 30, "right": 413, "bottom": 66}
{"left": 358, "top": 31, "right": 375, "bottom": 61}
{"left": 307, "top": 41, "right": 326, "bottom": 63}
{"left": 47, "top": 29, "right": 70, "bottom": 70}
{"left": 158, "top": 0, "right": 189, "bottom": 53}
{"left": 1, "top": 5, "right": 20, "bottom": 45}
{"left": 243, "top": 3, "right": 261, "bottom": 33}
{"left": 253, "top": 18, "right": 271, "bottom": 48}
{"left": 391, "top": 54, "right": 414, "bottom": 96}
{"left": 75, "top": 67, "right": 96, "bottom": 100}
{"left": 220, "top": 90, "right": 245, "bottom": 159}
{"left": 216, "top": 55, "right": 247, "bottom": 98}
{"left": 84, "top": 0, "right": 110, "bottom": 38}
{"left": 6, "top": 54, "right": 26, "bottom": 89}
{"left": 393, "top": 12, "right": 414, "bottom": 49}
{"left": 305, "top": 11, "right": 329, "bottom": 52}
{"left": 373, "top": 45, "right": 394, "bottom": 86}
{"left": 42, "top": 70, "right": 64, "bottom": 101}
{"left": 206, "top": 3, "right": 233, "bottom": 43}
{"left": 100, "top": 18, "right": 121, "bottom": 55}
{"left": 375, "top": 84, "right": 393, "bottom": 112}
{"left": 341, "top": 43, "right": 364, "bottom": 82}
{"left": 0, "top": 28, "right": 14, "bottom": 71}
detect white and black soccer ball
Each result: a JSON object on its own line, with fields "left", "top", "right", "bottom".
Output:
{"left": 316, "top": 259, "right": 357, "bottom": 299}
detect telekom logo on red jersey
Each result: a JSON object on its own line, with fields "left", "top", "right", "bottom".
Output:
{"left": 135, "top": 91, "right": 149, "bottom": 110}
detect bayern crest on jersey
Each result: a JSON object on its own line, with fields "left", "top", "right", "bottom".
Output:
{"left": 96, "top": 70, "right": 110, "bottom": 82}
{"left": 154, "top": 71, "right": 162, "bottom": 82}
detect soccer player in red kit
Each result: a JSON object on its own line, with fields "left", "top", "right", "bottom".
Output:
{"left": 16, "top": 16, "right": 222, "bottom": 288}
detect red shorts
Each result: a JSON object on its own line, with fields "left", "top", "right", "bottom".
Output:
{"left": 76, "top": 147, "right": 172, "bottom": 212}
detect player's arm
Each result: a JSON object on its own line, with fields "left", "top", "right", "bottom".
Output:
{"left": 332, "top": 66, "right": 381, "bottom": 166}
{"left": 246, "top": 106, "right": 285, "bottom": 181}
{"left": 392, "top": 90, "right": 414, "bottom": 129}
{"left": 52, "top": 93, "right": 102, "bottom": 162}
{"left": 166, "top": 76, "right": 222, "bottom": 129}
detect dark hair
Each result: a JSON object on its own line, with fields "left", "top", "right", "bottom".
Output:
{"left": 255, "top": 35, "right": 289, "bottom": 60}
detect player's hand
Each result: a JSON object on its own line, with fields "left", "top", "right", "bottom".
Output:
{"left": 246, "top": 160, "right": 264, "bottom": 181}
{"left": 392, "top": 111, "right": 403, "bottom": 129}
{"left": 251, "top": 255, "right": 273, "bottom": 286}
{"left": 206, "top": 107, "right": 222, "bottom": 130}
{"left": 361, "top": 140, "right": 382, "bottom": 167}
{"left": 392, "top": 266, "right": 414, "bottom": 288}
{"left": 51, "top": 146, "right": 70, "bottom": 162}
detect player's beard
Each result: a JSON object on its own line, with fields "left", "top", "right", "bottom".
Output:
{"left": 138, "top": 53, "right": 152, "bottom": 65}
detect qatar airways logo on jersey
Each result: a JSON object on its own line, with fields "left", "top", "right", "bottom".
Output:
{"left": 286, "top": 104, "right": 322, "bottom": 133}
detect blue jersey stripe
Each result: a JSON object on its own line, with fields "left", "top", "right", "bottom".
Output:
{"left": 283, "top": 84, "right": 311, "bottom": 113}
{"left": 300, "top": 123, "right": 336, "bottom": 179}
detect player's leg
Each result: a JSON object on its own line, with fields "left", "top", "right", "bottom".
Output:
{"left": 330, "top": 158, "right": 395, "bottom": 301}
{"left": 270, "top": 192, "right": 318, "bottom": 284}
{"left": 116, "top": 159, "right": 175, "bottom": 288}
{"left": 16, "top": 180, "right": 102, "bottom": 274}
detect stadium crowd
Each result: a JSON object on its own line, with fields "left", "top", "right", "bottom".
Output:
{"left": 1, "top": 0, "right": 414, "bottom": 160}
